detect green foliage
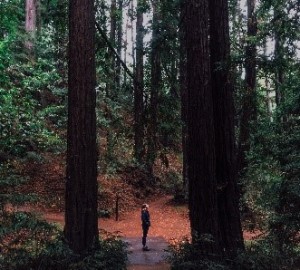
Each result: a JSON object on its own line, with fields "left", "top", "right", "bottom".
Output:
{"left": 159, "top": 170, "right": 183, "bottom": 196}
{"left": 167, "top": 239, "right": 229, "bottom": 270}
{"left": 0, "top": 162, "right": 36, "bottom": 212}
{"left": 0, "top": 17, "right": 67, "bottom": 157}
{"left": 244, "top": 115, "right": 300, "bottom": 253}
{"left": 236, "top": 237, "right": 300, "bottom": 270}
{"left": 168, "top": 237, "right": 300, "bottom": 270}
{"left": 96, "top": 90, "right": 134, "bottom": 174}
{"left": 0, "top": 212, "right": 128, "bottom": 270}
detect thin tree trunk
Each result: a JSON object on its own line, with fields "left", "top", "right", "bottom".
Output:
{"left": 130, "top": 1, "right": 135, "bottom": 71}
{"left": 65, "top": 0, "right": 98, "bottom": 254}
{"left": 106, "top": 0, "right": 117, "bottom": 164}
{"left": 134, "top": 0, "right": 145, "bottom": 162}
{"left": 274, "top": 7, "right": 284, "bottom": 106}
{"left": 147, "top": 0, "right": 161, "bottom": 176}
{"left": 36, "top": 0, "right": 41, "bottom": 33}
{"left": 185, "top": 0, "right": 220, "bottom": 255}
{"left": 116, "top": 0, "right": 123, "bottom": 90}
{"left": 179, "top": 0, "right": 188, "bottom": 199}
{"left": 209, "top": 0, "right": 244, "bottom": 257}
{"left": 25, "top": 0, "right": 37, "bottom": 52}
{"left": 263, "top": 42, "right": 273, "bottom": 121}
{"left": 237, "top": 0, "right": 257, "bottom": 175}
{"left": 123, "top": 7, "right": 130, "bottom": 85}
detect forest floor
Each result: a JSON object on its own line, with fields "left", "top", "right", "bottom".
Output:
{"left": 42, "top": 195, "right": 189, "bottom": 270}
{"left": 7, "top": 153, "right": 263, "bottom": 270}
{"left": 12, "top": 196, "right": 262, "bottom": 270}
{"left": 11, "top": 195, "right": 262, "bottom": 270}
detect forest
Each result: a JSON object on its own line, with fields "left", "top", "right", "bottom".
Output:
{"left": 0, "top": 0, "right": 300, "bottom": 269}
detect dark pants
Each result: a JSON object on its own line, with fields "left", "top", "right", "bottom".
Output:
{"left": 142, "top": 225, "right": 149, "bottom": 246}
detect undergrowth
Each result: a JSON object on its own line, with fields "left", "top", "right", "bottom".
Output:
{"left": 0, "top": 212, "right": 128, "bottom": 270}
{"left": 167, "top": 237, "right": 300, "bottom": 270}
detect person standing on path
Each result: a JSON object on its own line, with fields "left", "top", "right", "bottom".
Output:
{"left": 141, "top": 203, "right": 151, "bottom": 251}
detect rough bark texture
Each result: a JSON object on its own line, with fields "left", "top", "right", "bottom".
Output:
{"left": 105, "top": 0, "right": 117, "bottom": 164}
{"left": 134, "top": 0, "right": 145, "bottom": 162}
{"left": 274, "top": 7, "right": 284, "bottom": 106}
{"left": 179, "top": 0, "right": 188, "bottom": 198}
{"left": 25, "top": 0, "right": 36, "bottom": 51}
{"left": 185, "top": 0, "right": 220, "bottom": 255}
{"left": 237, "top": 0, "right": 257, "bottom": 175}
{"left": 116, "top": 0, "right": 123, "bottom": 89}
{"left": 65, "top": 0, "right": 98, "bottom": 254}
{"left": 209, "top": 0, "right": 244, "bottom": 256}
{"left": 147, "top": 0, "right": 161, "bottom": 176}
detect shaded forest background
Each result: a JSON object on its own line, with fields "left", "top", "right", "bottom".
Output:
{"left": 0, "top": 0, "right": 300, "bottom": 269}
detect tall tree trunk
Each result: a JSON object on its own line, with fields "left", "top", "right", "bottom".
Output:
{"left": 116, "top": 0, "right": 123, "bottom": 90}
{"left": 263, "top": 42, "right": 273, "bottom": 121}
{"left": 65, "top": 0, "right": 98, "bottom": 254}
{"left": 237, "top": 0, "right": 257, "bottom": 175}
{"left": 123, "top": 5, "right": 130, "bottom": 85}
{"left": 209, "top": 0, "right": 244, "bottom": 257}
{"left": 185, "top": 0, "right": 220, "bottom": 255}
{"left": 36, "top": 0, "right": 41, "bottom": 33}
{"left": 179, "top": 0, "right": 188, "bottom": 198}
{"left": 146, "top": 0, "right": 161, "bottom": 176}
{"left": 25, "top": 0, "right": 37, "bottom": 53}
{"left": 134, "top": 0, "right": 145, "bottom": 162}
{"left": 110, "top": 0, "right": 117, "bottom": 48}
{"left": 105, "top": 0, "right": 117, "bottom": 165}
{"left": 274, "top": 8, "right": 284, "bottom": 106}
{"left": 130, "top": 1, "right": 135, "bottom": 69}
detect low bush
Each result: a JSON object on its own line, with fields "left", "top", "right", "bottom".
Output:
{"left": 0, "top": 212, "right": 128, "bottom": 270}
{"left": 167, "top": 237, "right": 300, "bottom": 270}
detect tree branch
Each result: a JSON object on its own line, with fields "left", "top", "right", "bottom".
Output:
{"left": 95, "top": 21, "right": 135, "bottom": 81}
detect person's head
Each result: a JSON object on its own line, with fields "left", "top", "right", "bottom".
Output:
{"left": 142, "top": 203, "right": 149, "bottom": 210}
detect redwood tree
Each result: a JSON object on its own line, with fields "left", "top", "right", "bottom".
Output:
{"left": 237, "top": 0, "right": 258, "bottom": 174}
{"left": 185, "top": 0, "right": 220, "bottom": 255}
{"left": 116, "top": 0, "right": 123, "bottom": 89}
{"left": 179, "top": 0, "right": 188, "bottom": 197}
{"left": 209, "top": 0, "right": 244, "bottom": 256}
{"left": 25, "top": 0, "right": 37, "bottom": 52}
{"left": 65, "top": 0, "right": 98, "bottom": 254}
{"left": 134, "top": 0, "right": 145, "bottom": 162}
{"left": 147, "top": 0, "right": 161, "bottom": 176}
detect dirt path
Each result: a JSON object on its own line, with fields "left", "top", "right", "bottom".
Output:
{"left": 32, "top": 196, "right": 189, "bottom": 270}
{"left": 99, "top": 196, "right": 190, "bottom": 269}
{"left": 17, "top": 195, "right": 262, "bottom": 270}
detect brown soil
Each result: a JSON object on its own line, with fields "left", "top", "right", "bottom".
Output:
{"left": 100, "top": 195, "right": 190, "bottom": 241}
{"left": 7, "top": 154, "right": 263, "bottom": 270}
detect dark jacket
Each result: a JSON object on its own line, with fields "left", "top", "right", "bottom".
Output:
{"left": 141, "top": 209, "right": 150, "bottom": 227}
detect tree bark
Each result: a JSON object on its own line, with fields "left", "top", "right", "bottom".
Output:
{"left": 185, "top": 0, "right": 220, "bottom": 255}
{"left": 209, "top": 0, "right": 244, "bottom": 256}
{"left": 179, "top": 0, "right": 188, "bottom": 199}
{"left": 237, "top": 0, "right": 257, "bottom": 175}
{"left": 105, "top": 0, "right": 117, "bottom": 164}
{"left": 274, "top": 7, "right": 284, "bottom": 106}
{"left": 116, "top": 0, "right": 123, "bottom": 90}
{"left": 65, "top": 0, "right": 98, "bottom": 254}
{"left": 134, "top": 0, "right": 145, "bottom": 162}
{"left": 25, "top": 0, "right": 37, "bottom": 52}
{"left": 146, "top": 0, "right": 161, "bottom": 176}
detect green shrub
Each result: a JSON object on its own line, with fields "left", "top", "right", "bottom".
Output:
{"left": 235, "top": 237, "right": 300, "bottom": 270}
{"left": 0, "top": 162, "right": 37, "bottom": 212}
{"left": 167, "top": 239, "right": 229, "bottom": 270}
{"left": 167, "top": 237, "right": 300, "bottom": 270}
{"left": 0, "top": 212, "right": 128, "bottom": 270}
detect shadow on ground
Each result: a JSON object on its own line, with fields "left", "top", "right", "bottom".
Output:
{"left": 125, "top": 236, "right": 170, "bottom": 270}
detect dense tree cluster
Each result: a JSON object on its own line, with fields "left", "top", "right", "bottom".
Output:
{"left": 0, "top": 0, "right": 299, "bottom": 268}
